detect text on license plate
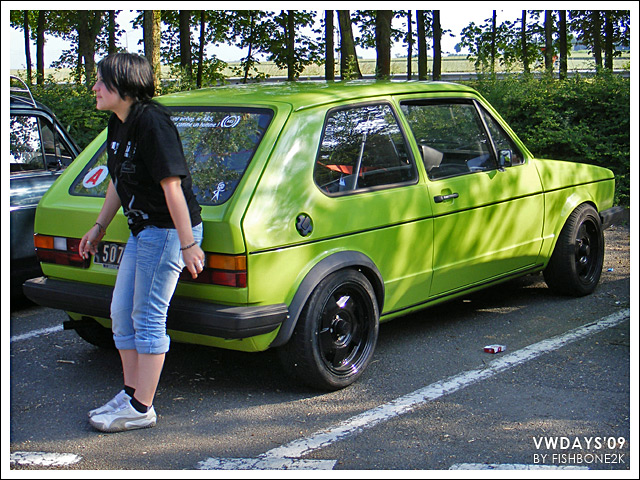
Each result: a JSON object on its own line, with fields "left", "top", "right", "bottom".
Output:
{"left": 95, "top": 242, "right": 125, "bottom": 269}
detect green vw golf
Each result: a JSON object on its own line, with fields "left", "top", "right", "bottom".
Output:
{"left": 24, "top": 80, "right": 623, "bottom": 390}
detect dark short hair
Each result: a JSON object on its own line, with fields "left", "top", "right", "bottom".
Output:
{"left": 97, "top": 52, "right": 155, "bottom": 102}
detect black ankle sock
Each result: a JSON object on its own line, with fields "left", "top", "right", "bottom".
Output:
{"left": 124, "top": 385, "right": 136, "bottom": 398}
{"left": 130, "top": 396, "right": 150, "bottom": 414}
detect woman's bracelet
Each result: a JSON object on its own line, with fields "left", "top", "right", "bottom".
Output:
{"left": 94, "top": 222, "right": 106, "bottom": 234}
{"left": 180, "top": 241, "right": 198, "bottom": 251}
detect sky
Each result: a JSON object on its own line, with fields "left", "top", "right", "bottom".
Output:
{"left": 4, "top": 2, "right": 534, "bottom": 70}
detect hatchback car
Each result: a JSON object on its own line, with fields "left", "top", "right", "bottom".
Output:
{"left": 24, "top": 80, "right": 623, "bottom": 390}
{"left": 10, "top": 76, "right": 80, "bottom": 295}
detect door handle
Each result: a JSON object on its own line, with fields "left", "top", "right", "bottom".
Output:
{"left": 434, "top": 193, "right": 459, "bottom": 203}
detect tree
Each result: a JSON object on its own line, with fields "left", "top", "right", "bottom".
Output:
{"left": 325, "top": 10, "right": 335, "bottom": 81}
{"left": 227, "top": 10, "right": 274, "bottom": 83}
{"left": 544, "top": 10, "right": 555, "bottom": 75}
{"left": 264, "top": 10, "right": 321, "bottom": 81}
{"left": 520, "top": 11, "right": 529, "bottom": 74}
{"left": 24, "top": 12, "right": 33, "bottom": 84}
{"left": 143, "top": 10, "right": 161, "bottom": 81}
{"left": 179, "top": 10, "right": 192, "bottom": 77}
{"left": 405, "top": 10, "right": 414, "bottom": 79}
{"left": 558, "top": 11, "right": 568, "bottom": 80}
{"left": 416, "top": 10, "right": 430, "bottom": 80}
{"left": 107, "top": 10, "right": 117, "bottom": 54}
{"left": 36, "top": 11, "right": 45, "bottom": 85}
{"left": 432, "top": 10, "right": 441, "bottom": 80}
{"left": 337, "top": 10, "right": 362, "bottom": 79}
{"left": 375, "top": 11, "right": 393, "bottom": 79}
{"left": 196, "top": 11, "right": 206, "bottom": 88}
{"left": 77, "top": 11, "right": 104, "bottom": 86}
{"left": 569, "top": 10, "right": 630, "bottom": 73}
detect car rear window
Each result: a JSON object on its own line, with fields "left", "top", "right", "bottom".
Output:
{"left": 70, "top": 107, "right": 273, "bottom": 205}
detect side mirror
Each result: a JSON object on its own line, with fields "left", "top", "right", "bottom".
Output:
{"left": 498, "top": 149, "right": 512, "bottom": 169}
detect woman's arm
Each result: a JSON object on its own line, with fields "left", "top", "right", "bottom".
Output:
{"left": 161, "top": 176, "right": 205, "bottom": 279}
{"left": 79, "top": 180, "right": 121, "bottom": 259}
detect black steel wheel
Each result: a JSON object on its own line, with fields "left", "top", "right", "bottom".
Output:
{"left": 544, "top": 204, "right": 604, "bottom": 296}
{"left": 279, "top": 269, "right": 379, "bottom": 391}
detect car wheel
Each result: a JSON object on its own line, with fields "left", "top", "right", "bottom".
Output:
{"left": 279, "top": 269, "right": 379, "bottom": 391}
{"left": 543, "top": 204, "right": 604, "bottom": 296}
{"left": 72, "top": 317, "right": 116, "bottom": 349}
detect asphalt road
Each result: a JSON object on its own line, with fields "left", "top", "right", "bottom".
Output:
{"left": 7, "top": 224, "right": 632, "bottom": 472}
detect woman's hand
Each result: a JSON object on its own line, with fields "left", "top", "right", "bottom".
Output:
{"left": 79, "top": 223, "right": 106, "bottom": 259}
{"left": 181, "top": 243, "right": 205, "bottom": 279}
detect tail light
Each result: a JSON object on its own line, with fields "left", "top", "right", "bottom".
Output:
{"left": 180, "top": 253, "right": 247, "bottom": 288}
{"left": 34, "top": 234, "right": 90, "bottom": 268}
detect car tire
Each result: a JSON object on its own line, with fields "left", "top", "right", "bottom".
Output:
{"left": 278, "top": 269, "right": 379, "bottom": 391}
{"left": 73, "top": 317, "right": 116, "bottom": 349}
{"left": 543, "top": 204, "right": 604, "bottom": 296}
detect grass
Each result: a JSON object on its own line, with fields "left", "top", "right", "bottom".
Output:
{"left": 11, "top": 51, "right": 630, "bottom": 82}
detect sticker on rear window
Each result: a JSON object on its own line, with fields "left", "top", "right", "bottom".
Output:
{"left": 83, "top": 165, "right": 109, "bottom": 189}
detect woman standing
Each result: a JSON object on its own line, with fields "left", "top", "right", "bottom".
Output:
{"left": 79, "top": 52, "right": 204, "bottom": 432}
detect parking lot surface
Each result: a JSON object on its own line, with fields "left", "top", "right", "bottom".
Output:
{"left": 8, "top": 224, "right": 632, "bottom": 472}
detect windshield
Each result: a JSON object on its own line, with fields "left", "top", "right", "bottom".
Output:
{"left": 70, "top": 107, "right": 273, "bottom": 205}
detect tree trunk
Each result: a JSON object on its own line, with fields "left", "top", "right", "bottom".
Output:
{"left": 287, "top": 10, "right": 295, "bottom": 81}
{"left": 337, "top": 10, "right": 362, "bottom": 79}
{"left": 417, "top": 10, "right": 427, "bottom": 80}
{"left": 179, "top": 10, "right": 192, "bottom": 76}
{"left": 406, "top": 10, "right": 413, "bottom": 79}
{"left": 559, "top": 10, "right": 568, "bottom": 80}
{"left": 432, "top": 10, "right": 441, "bottom": 81}
{"left": 77, "top": 11, "right": 101, "bottom": 87}
{"left": 604, "top": 11, "right": 613, "bottom": 70}
{"left": 197, "top": 11, "right": 206, "bottom": 88}
{"left": 591, "top": 11, "right": 602, "bottom": 70}
{"left": 243, "top": 11, "right": 256, "bottom": 84}
{"left": 325, "top": 10, "right": 335, "bottom": 81}
{"left": 521, "top": 10, "right": 529, "bottom": 74}
{"left": 144, "top": 10, "right": 162, "bottom": 83}
{"left": 544, "top": 10, "right": 554, "bottom": 75}
{"left": 23, "top": 11, "right": 32, "bottom": 85}
{"left": 375, "top": 10, "right": 392, "bottom": 80}
{"left": 108, "top": 10, "right": 117, "bottom": 54}
{"left": 491, "top": 10, "right": 497, "bottom": 74}
{"left": 36, "top": 11, "right": 45, "bottom": 86}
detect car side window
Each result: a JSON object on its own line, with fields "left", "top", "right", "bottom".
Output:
{"left": 314, "top": 103, "right": 417, "bottom": 195}
{"left": 400, "top": 100, "right": 498, "bottom": 180}
{"left": 42, "top": 123, "right": 75, "bottom": 170}
{"left": 10, "top": 115, "right": 45, "bottom": 172}
{"left": 478, "top": 106, "right": 525, "bottom": 167}
{"left": 10, "top": 115, "right": 73, "bottom": 173}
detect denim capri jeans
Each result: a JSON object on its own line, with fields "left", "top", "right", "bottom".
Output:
{"left": 110, "top": 223, "right": 203, "bottom": 354}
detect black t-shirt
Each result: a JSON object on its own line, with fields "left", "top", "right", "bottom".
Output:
{"left": 107, "top": 103, "right": 202, "bottom": 235}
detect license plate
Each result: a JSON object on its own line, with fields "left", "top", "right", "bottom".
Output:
{"left": 94, "top": 242, "right": 125, "bottom": 269}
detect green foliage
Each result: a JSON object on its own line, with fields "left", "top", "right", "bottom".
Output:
{"left": 468, "top": 73, "right": 630, "bottom": 205}
{"left": 30, "top": 79, "right": 110, "bottom": 148}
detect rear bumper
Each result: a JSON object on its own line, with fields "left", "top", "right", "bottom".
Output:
{"left": 600, "top": 206, "right": 627, "bottom": 230}
{"left": 23, "top": 276, "right": 288, "bottom": 339}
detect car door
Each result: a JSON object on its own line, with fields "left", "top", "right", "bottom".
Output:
{"left": 400, "top": 98, "right": 545, "bottom": 297}
{"left": 10, "top": 111, "right": 77, "bottom": 271}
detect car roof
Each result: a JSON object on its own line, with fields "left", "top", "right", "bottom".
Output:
{"left": 157, "top": 80, "right": 480, "bottom": 112}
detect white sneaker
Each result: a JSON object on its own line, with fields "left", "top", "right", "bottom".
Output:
{"left": 88, "top": 389, "right": 131, "bottom": 418}
{"left": 89, "top": 398, "right": 157, "bottom": 433}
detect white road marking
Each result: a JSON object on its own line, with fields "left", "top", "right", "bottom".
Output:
{"left": 10, "top": 451, "right": 82, "bottom": 467}
{"left": 10, "top": 325, "right": 63, "bottom": 343}
{"left": 450, "top": 463, "right": 589, "bottom": 470}
{"left": 198, "top": 309, "right": 629, "bottom": 470}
